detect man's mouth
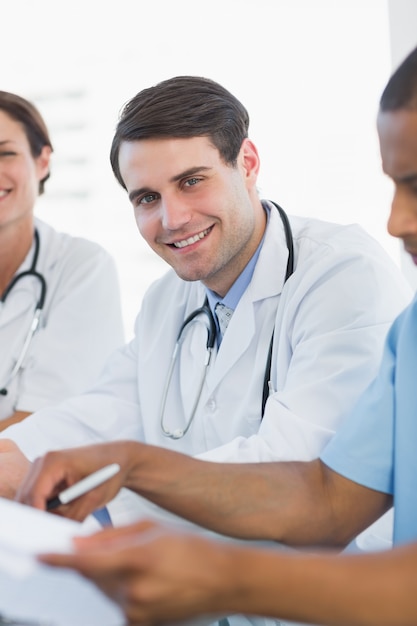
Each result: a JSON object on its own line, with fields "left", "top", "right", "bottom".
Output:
{"left": 0, "top": 190, "right": 9, "bottom": 198}
{"left": 172, "top": 227, "right": 212, "bottom": 249}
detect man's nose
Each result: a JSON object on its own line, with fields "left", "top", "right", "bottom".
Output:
{"left": 387, "top": 189, "right": 417, "bottom": 239}
{"left": 160, "top": 196, "right": 191, "bottom": 230}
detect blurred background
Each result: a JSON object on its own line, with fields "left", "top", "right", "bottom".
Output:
{"left": 2, "top": 0, "right": 416, "bottom": 337}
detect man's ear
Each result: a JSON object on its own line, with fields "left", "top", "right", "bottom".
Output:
{"left": 239, "top": 138, "right": 260, "bottom": 188}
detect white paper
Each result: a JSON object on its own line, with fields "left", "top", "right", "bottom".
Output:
{"left": 0, "top": 497, "right": 125, "bottom": 625}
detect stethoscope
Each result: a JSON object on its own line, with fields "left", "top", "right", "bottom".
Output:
{"left": 0, "top": 229, "right": 47, "bottom": 396}
{"left": 160, "top": 201, "right": 295, "bottom": 439}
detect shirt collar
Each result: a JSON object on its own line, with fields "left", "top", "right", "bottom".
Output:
{"left": 206, "top": 202, "right": 270, "bottom": 315}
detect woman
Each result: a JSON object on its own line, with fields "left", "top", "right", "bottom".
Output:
{"left": 0, "top": 91, "right": 124, "bottom": 430}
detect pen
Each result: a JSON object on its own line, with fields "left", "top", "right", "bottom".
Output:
{"left": 46, "top": 463, "right": 121, "bottom": 511}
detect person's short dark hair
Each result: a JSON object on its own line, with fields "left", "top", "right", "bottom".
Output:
{"left": 110, "top": 76, "right": 250, "bottom": 189}
{"left": 0, "top": 91, "right": 53, "bottom": 195}
{"left": 380, "top": 45, "right": 417, "bottom": 112}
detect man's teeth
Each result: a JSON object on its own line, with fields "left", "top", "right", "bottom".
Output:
{"left": 0, "top": 190, "right": 8, "bottom": 198}
{"left": 173, "top": 228, "right": 210, "bottom": 248}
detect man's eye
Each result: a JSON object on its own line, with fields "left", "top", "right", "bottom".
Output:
{"left": 0, "top": 151, "right": 15, "bottom": 157}
{"left": 185, "top": 177, "right": 200, "bottom": 187}
{"left": 139, "top": 193, "right": 158, "bottom": 205}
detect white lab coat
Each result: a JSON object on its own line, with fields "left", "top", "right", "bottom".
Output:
{"left": 2, "top": 207, "right": 413, "bottom": 626}
{"left": 0, "top": 218, "right": 125, "bottom": 421}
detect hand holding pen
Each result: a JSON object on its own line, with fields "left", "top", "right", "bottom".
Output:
{"left": 46, "top": 462, "right": 121, "bottom": 510}
{"left": 15, "top": 443, "right": 131, "bottom": 521}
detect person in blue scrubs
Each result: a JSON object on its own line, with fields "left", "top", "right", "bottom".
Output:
{"left": 19, "top": 44, "right": 417, "bottom": 626}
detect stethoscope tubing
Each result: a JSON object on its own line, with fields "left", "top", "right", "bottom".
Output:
{"left": 0, "top": 229, "right": 47, "bottom": 396}
{"left": 160, "top": 201, "right": 295, "bottom": 439}
{"left": 261, "top": 202, "right": 294, "bottom": 414}
{"left": 160, "top": 309, "right": 216, "bottom": 439}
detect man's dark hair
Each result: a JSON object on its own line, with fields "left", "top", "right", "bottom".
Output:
{"left": 0, "top": 91, "right": 53, "bottom": 195}
{"left": 110, "top": 76, "right": 250, "bottom": 189}
{"left": 380, "top": 45, "right": 417, "bottom": 112}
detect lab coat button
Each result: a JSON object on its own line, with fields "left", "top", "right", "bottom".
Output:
{"left": 206, "top": 398, "right": 216, "bottom": 411}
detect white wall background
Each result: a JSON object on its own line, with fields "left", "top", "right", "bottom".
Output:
{"left": 1, "top": 0, "right": 415, "bottom": 336}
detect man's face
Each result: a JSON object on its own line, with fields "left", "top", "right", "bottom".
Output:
{"left": 378, "top": 108, "right": 417, "bottom": 265}
{"left": 118, "top": 136, "right": 266, "bottom": 296}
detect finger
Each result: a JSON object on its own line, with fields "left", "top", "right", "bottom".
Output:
{"left": 74, "top": 519, "right": 158, "bottom": 549}
{"left": 38, "top": 550, "right": 112, "bottom": 579}
{"left": 0, "top": 439, "right": 21, "bottom": 453}
{"left": 47, "top": 484, "right": 112, "bottom": 521}
{"left": 16, "top": 456, "right": 71, "bottom": 509}
{"left": 38, "top": 543, "right": 135, "bottom": 578}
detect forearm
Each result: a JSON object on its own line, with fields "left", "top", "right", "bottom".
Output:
{"left": 18, "top": 439, "right": 390, "bottom": 547}
{"left": 123, "top": 443, "right": 355, "bottom": 545}
{"left": 222, "top": 542, "right": 417, "bottom": 626}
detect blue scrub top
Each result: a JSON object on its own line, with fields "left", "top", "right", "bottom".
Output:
{"left": 321, "top": 294, "right": 417, "bottom": 545}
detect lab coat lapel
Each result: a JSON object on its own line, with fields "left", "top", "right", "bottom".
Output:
{"left": 207, "top": 205, "right": 291, "bottom": 391}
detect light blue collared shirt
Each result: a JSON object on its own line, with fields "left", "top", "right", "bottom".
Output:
{"left": 206, "top": 203, "right": 270, "bottom": 343}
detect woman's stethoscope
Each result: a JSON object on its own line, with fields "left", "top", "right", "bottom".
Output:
{"left": 0, "top": 229, "right": 47, "bottom": 396}
{"left": 160, "top": 201, "right": 295, "bottom": 439}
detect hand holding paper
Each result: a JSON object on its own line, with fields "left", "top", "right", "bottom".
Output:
{"left": 38, "top": 518, "right": 221, "bottom": 626}
{"left": 0, "top": 497, "right": 124, "bottom": 625}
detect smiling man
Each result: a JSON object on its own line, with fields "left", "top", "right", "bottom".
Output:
{"left": 2, "top": 75, "right": 414, "bottom": 626}
{"left": 119, "top": 135, "right": 265, "bottom": 294}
